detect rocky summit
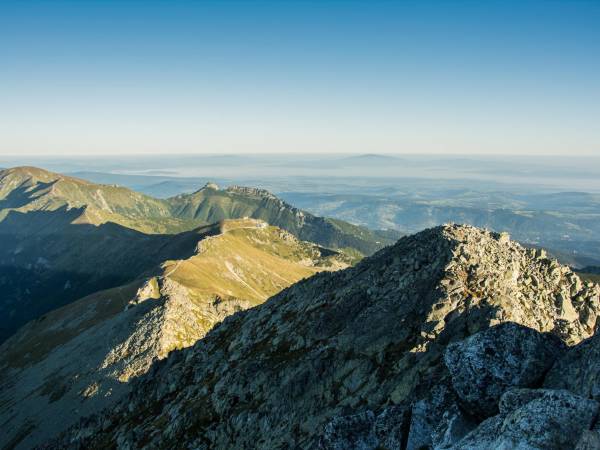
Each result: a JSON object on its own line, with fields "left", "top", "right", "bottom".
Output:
{"left": 45, "top": 224, "right": 600, "bottom": 449}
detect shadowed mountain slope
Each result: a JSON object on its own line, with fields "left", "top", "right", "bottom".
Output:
{"left": 0, "top": 219, "right": 351, "bottom": 450}
{"left": 47, "top": 224, "right": 600, "bottom": 449}
{"left": 0, "top": 166, "right": 193, "bottom": 233}
{"left": 0, "top": 167, "right": 388, "bottom": 341}
{"left": 0, "top": 210, "right": 213, "bottom": 342}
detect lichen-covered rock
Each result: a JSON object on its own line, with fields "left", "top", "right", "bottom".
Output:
{"left": 319, "top": 410, "right": 379, "bottom": 450}
{"left": 575, "top": 431, "right": 600, "bottom": 450}
{"left": 320, "top": 385, "right": 476, "bottom": 450}
{"left": 405, "top": 384, "right": 472, "bottom": 450}
{"left": 431, "top": 404, "right": 478, "bottom": 449}
{"left": 319, "top": 405, "right": 409, "bottom": 450}
{"left": 544, "top": 332, "right": 600, "bottom": 401}
{"left": 444, "top": 322, "right": 565, "bottom": 417}
{"left": 451, "top": 389, "right": 599, "bottom": 450}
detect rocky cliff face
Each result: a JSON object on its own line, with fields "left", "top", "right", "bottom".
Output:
{"left": 47, "top": 224, "right": 600, "bottom": 449}
{"left": 0, "top": 219, "right": 350, "bottom": 450}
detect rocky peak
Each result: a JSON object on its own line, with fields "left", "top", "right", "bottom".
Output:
{"left": 189, "top": 182, "right": 220, "bottom": 195}
{"left": 225, "top": 185, "right": 280, "bottom": 200}
{"left": 224, "top": 185, "right": 306, "bottom": 219}
{"left": 202, "top": 181, "right": 220, "bottom": 191}
{"left": 49, "top": 224, "right": 600, "bottom": 449}
{"left": 167, "top": 181, "right": 398, "bottom": 256}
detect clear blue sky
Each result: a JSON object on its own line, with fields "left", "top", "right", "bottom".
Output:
{"left": 1, "top": 0, "right": 599, "bottom": 155}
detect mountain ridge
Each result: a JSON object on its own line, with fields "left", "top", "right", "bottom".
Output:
{"left": 44, "top": 224, "right": 600, "bottom": 449}
{"left": 168, "top": 180, "right": 398, "bottom": 255}
{"left": 0, "top": 166, "right": 392, "bottom": 342}
{"left": 1, "top": 166, "right": 398, "bottom": 250}
{"left": 0, "top": 218, "right": 351, "bottom": 449}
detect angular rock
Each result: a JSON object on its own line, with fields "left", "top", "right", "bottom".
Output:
{"left": 451, "top": 389, "right": 599, "bottom": 450}
{"left": 544, "top": 332, "right": 600, "bottom": 401}
{"left": 431, "top": 405, "right": 477, "bottom": 450}
{"left": 405, "top": 384, "right": 474, "bottom": 450}
{"left": 318, "top": 406, "right": 408, "bottom": 450}
{"left": 373, "top": 405, "right": 410, "bottom": 450}
{"left": 319, "top": 411, "right": 378, "bottom": 450}
{"left": 444, "top": 322, "right": 565, "bottom": 417}
{"left": 319, "top": 405, "right": 409, "bottom": 450}
{"left": 576, "top": 431, "right": 600, "bottom": 450}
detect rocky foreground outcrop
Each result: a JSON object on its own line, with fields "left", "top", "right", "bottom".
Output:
{"left": 46, "top": 224, "right": 600, "bottom": 449}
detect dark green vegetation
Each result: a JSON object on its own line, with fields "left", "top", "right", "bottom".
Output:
{"left": 0, "top": 167, "right": 396, "bottom": 341}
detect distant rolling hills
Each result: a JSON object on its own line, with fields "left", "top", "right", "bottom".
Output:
{"left": 68, "top": 167, "right": 600, "bottom": 267}
{"left": 281, "top": 191, "right": 600, "bottom": 267}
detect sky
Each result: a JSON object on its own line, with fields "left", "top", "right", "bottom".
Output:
{"left": 0, "top": 0, "right": 599, "bottom": 156}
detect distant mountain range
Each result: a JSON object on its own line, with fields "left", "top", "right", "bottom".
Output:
{"left": 0, "top": 166, "right": 398, "bottom": 341}
{"left": 2, "top": 165, "right": 600, "bottom": 449}
{"left": 65, "top": 166, "right": 600, "bottom": 267}
{"left": 169, "top": 183, "right": 398, "bottom": 255}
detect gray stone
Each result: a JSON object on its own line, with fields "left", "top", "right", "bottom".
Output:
{"left": 575, "top": 431, "right": 600, "bottom": 450}
{"left": 373, "top": 405, "right": 409, "bottom": 450}
{"left": 431, "top": 406, "right": 477, "bottom": 449}
{"left": 545, "top": 332, "right": 600, "bottom": 401}
{"left": 319, "top": 405, "right": 409, "bottom": 450}
{"left": 319, "top": 411, "right": 378, "bottom": 450}
{"left": 451, "top": 389, "right": 599, "bottom": 450}
{"left": 406, "top": 384, "right": 465, "bottom": 450}
{"left": 444, "top": 322, "right": 565, "bottom": 417}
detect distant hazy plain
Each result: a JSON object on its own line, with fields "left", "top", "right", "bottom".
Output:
{"left": 2, "top": 153, "right": 600, "bottom": 266}
{"left": 2, "top": 154, "right": 600, "bottom": 193}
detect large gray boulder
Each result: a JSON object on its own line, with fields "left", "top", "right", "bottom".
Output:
{"left": 444, "top": 322, "right": 565, "bottom": 417}
{"left": 544, "top": 332, "right": 600, "bottom": 401}
{"left": 405, "top": 384, "right": 476, "bottom": 450}
{"left": 451, "top": 389, "right": 599, "bottom": 450}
